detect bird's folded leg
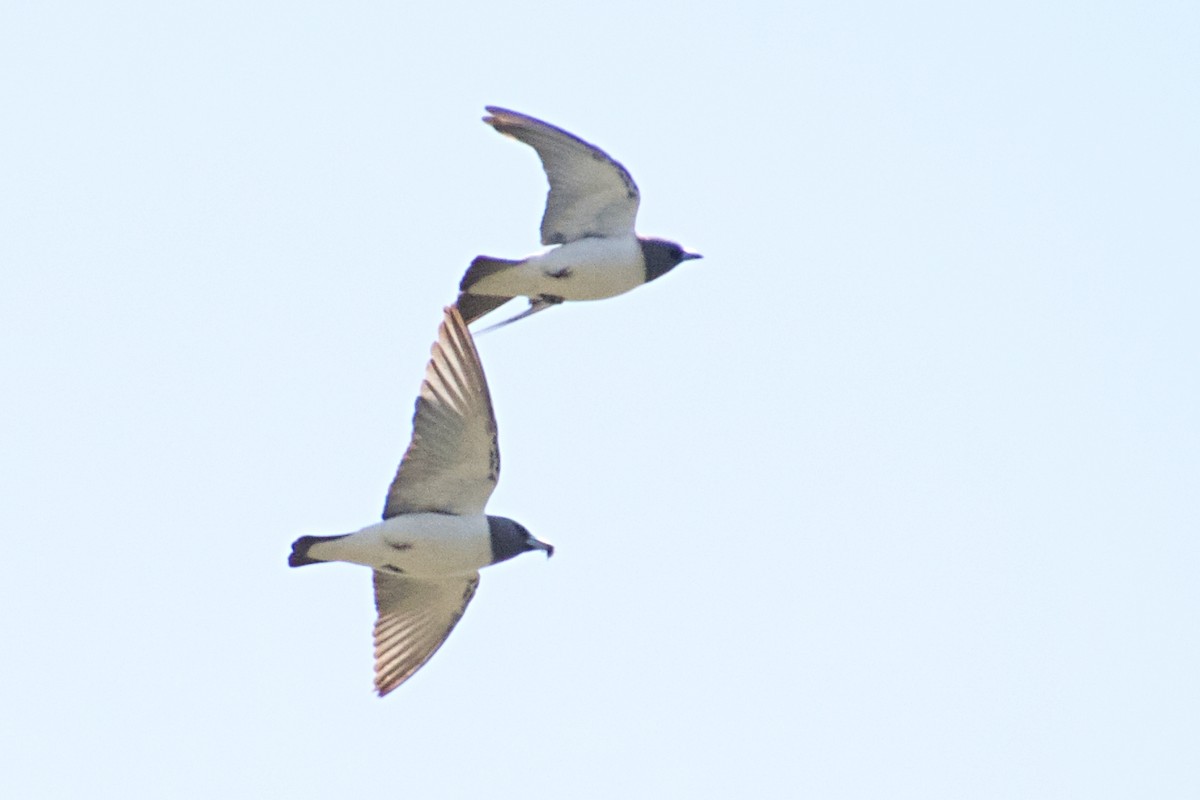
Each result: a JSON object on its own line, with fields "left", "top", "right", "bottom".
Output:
{"left": 476, "top": 295, "right": 563, "bottom": 335}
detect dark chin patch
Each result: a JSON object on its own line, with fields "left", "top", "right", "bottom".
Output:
{"left": 488, "top": 516, "right": 535, "bottom": 563}
{"left": 640, "top": 239, "right": 684, "bottom": 283}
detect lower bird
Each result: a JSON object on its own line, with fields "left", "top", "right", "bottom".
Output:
{"left": 456, "top": 106, "right": 701, "bottom": 330}
{"left": 289, "top": 306, "right": 552, "bottom": 696}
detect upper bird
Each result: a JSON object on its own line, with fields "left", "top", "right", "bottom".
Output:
{"left": 456, "top": 106, "right": 701, "bottom": 329}
{"left": 288, "top": 306, "right": 553, "bottom": 696}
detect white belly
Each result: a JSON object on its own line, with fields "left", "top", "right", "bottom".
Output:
{"left": 313, "top": 513, "right": 492, "bottom": 577}
{"left": 478, "top": 236, "right": 645, "bottom": 301}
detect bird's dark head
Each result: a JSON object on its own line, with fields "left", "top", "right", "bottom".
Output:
{"left": 639, "top": 237, "right": 702, "bottom": 282}
{"left": 487, "top": 516, "right": 554, "bottom": 563}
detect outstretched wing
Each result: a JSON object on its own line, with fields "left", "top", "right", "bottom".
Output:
{"left": 372, "top": 571, "right": 480, "bottom": 696}
{"left": 485, "top": 106, "right": 640, "bottom": 245}
{"left": 382, "top": 306, "right": 498, "bottom": 518}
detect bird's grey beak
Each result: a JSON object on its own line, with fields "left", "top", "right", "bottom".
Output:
{"left": 530, "top": 538, "right": 554, "bottom": 558}
{"left": 681, "top": 251, "right": 702, "bottom": 261}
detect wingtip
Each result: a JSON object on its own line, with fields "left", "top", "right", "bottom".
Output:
{"left": 482, "top": 106, "right": 534, "bottom": 133}
{"left": 434, "top": 304, "right": 465, "bottom": 336}
{"left": 431, "top": 305, "right": 485, "bottom": 377}
{"left": 482, "top": 106, "right": 507, "bottom": 127}
{"left": 443, "top": 305, "right": 475, "bottom": 343}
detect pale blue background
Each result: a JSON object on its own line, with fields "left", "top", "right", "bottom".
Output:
{"left": 2, "top": 2, "right": 1197, "bottom": 797}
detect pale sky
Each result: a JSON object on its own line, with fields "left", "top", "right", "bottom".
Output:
{"left": 2, "top": 2, "right": 1198, "bottom": 798}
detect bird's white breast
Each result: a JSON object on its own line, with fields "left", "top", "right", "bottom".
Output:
{"left": 320, "top": 513, "right": 493, "bottom": 577}
{"left": 474, "top": 236, "right": 645, "bottom": 301}
{"left": 532, "top": 237, "right": 643, "bottom": 300}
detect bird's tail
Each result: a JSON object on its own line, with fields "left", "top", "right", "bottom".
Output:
{"left": 288, "top": 534, "right": 349, "bottom": 568}
{"left": 459, "top": 255, "right": 523, "bottom": 292}
{"left": 455, "top": 292, "right": 512, "bottom": 324}
{"left": 456, "top": 255, "right": 526, "bottom": 322}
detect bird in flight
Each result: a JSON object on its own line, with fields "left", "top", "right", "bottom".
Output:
{"left": 289, "top": 306, "right": 553, "bottom": 696}
{"left": 456, "top": 106, "right": 701, "bottom": 331}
